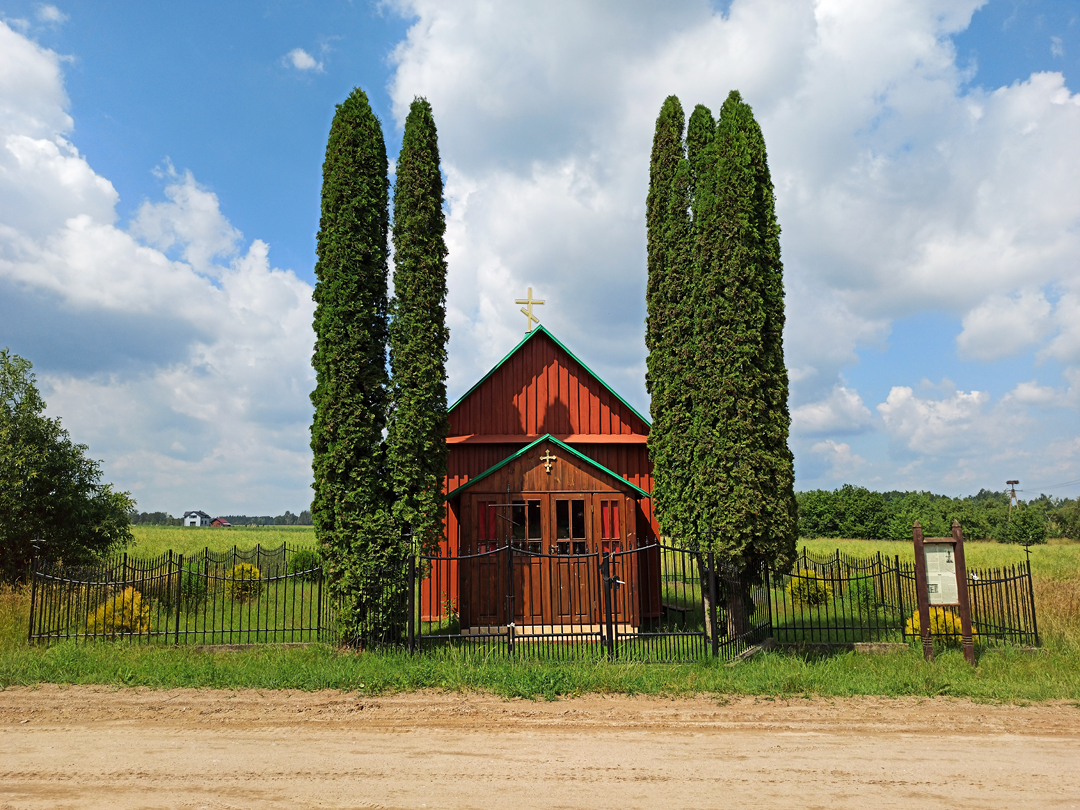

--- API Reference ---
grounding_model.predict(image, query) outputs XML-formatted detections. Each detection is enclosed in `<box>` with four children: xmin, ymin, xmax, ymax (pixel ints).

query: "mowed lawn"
<box><xmin>129</xmin><ymin>525</ymin><xmax>316</xmax><ymax>557</ymax></box>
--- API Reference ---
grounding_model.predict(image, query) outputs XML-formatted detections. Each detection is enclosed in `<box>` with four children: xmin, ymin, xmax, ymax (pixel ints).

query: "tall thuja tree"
<box><xmin>310</xmin><ymin>87</ymin><xmax>394</xmax><ymax>642</ymax></box>
<box><xmin>745</xmin><ymin>101</ymin><xmax>798</xmax><ymax>573</ymax></box>
<box><xmin>388</xmin><ymin>97</ymin><xmax>450</xmax><ymax>555</ymax></box>
<box><xmin>692</xmin><ymin>90</ymin><xmax>797</xmax><ymax>586</ymax></box>
<box><xmin>646</xmin><ymin>95</ymin><xmax>690</xmax><ymax>542</ymax></box>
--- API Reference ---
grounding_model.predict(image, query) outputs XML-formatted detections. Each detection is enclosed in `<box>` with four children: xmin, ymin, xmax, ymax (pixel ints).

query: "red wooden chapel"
<box><xmin>435</xmin><ymin>325</ymin><xmax>660</xmax><ymax>629</ymax></box>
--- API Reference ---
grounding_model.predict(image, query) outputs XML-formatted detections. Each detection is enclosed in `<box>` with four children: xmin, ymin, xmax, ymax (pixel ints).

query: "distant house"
<box><xmin>183</xmin><ymin>510</ymin><xmax>212</xmax><ymax>527</ymax></box>
<box><xmin>210</xmin><ymin>518</ymin><xmax>231</xmax><ymax>527</ymax></box>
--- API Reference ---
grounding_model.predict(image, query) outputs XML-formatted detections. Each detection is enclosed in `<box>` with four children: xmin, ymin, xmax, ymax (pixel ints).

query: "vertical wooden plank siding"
<box><xmin>448</xmin><ymin>332</ymin><xmax>649</xmax><ymax>438</ymax></box>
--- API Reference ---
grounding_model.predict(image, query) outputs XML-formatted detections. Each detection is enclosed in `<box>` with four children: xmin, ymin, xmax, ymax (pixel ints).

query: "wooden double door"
<box><xmin>463</xmin><ymin>492</ymin><xmax>634</xmax><ymax>628</ymax></box>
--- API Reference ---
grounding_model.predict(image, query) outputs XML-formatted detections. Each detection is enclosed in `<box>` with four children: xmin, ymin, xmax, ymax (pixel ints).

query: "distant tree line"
<box><xmin>796</xmin><ymin>485</ymin><xmax>1079</xmax><ymax>543</ymax></box>
<box><xmin>128</xmin><ymin>510</ymin><xmax>313</xmax><ymax>526</ymax></box>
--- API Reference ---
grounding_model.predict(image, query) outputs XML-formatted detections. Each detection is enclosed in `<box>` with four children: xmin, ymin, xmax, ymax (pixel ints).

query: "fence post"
<box><xmin>315</xmin><ymin>564</ymin><xmax>323</xmax><ymax>643</ymax></box>
<box><xmin>601</xmin><ymin>552</ymin><xmax>616</xmax><ymax>661</ymax></box>
<box><xmin>708</xmin><ymin>550</ymin><xmax>719</xmax><ymax>659</ymax></box>
<box><xmin>895</xmin><ymin>555</ymin><xmax>905</xmax><ymax>642</ymax></box>
<box><xmin>1025</xmin><ymin>547</ymin><xmax>1039</xmax><ymax>647</ymax></box>
<box><xmin>764</xmin><ymin>562</ymin><xmax>774</xmax><ymax>642</ymax></box>
<box><xmin>175</xmin><ymin>554</ymin><xmax>184</xmax><ymax>645</ymax></box>
<box><xmin>506</xmin><ymin>543</ymin><xmax>515</xmax><ymax>657</ymax></box>
<box><xmin>408</xmin><ymin>553</ymin><xmax>416</xmax><ymax>653</ymax></box>
<box><xmin>835</xmin><ymin>549</ymin><xmax>842</xmax><ymax>596</ymax></box>
<box><xmin>27</xmin><ymin>556</ymin><xmax>39</xmax><ymax>644</ymax></box>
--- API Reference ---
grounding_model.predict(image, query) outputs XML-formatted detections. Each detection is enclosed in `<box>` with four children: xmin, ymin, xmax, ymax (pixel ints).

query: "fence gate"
<box><xmin>411</xmin><ymin>541</ymin><xmax>771</xmax><ymax>663</ymax></box>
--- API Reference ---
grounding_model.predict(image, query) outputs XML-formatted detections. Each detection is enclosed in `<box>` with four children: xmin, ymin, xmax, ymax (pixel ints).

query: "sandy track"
<box><xmin>1</xmin><ymin>686</ymin><xmax>1079</xmax><ymax>809</ymax></box>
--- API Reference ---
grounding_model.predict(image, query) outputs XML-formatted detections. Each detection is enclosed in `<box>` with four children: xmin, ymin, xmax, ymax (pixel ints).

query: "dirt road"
<box><xmin>1</xmin><ymin>686</ymin><xmax>1078</xmax><ymax>809</ymax></box>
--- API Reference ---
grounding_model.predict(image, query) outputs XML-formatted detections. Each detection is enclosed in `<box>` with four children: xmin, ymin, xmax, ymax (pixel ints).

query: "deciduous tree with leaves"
<box><xmin>0</xmin><ymin>349</ymin><xmax>133</xmax><ymax>581</ymax></box>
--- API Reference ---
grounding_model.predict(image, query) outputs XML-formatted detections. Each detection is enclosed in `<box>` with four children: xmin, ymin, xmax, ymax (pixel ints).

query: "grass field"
<box><xmin>800</xmin><ymin>536</ymin><xmax>1080</xmax><ymax>580</ymax></box>
<box><xmin>129</xmin><ymin>525</ymin><xmax>316</xmax><ymax>557</ymax></box>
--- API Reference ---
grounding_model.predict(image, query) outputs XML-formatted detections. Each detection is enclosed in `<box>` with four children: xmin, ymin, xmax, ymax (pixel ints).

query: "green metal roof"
<box><xmin>446</xmin><ymin>433</ymin><xmax>651</xmax><ymax>500</ymax></box>
<box><xmin>447</xmin><ymin>325</ymin><xmax>651</xmax><ymax>428</ymax></box>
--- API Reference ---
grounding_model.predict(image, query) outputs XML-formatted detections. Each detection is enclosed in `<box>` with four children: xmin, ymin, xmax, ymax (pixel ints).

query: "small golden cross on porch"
<box><xmin>540</xmin><ymin>449</ymin><xmax>557</xmax><ymax>473</ymax></box>
<box><xmin>516</xmin><ymin>287</ymin><xmax>545</xmax><ymax>333</ymax></box>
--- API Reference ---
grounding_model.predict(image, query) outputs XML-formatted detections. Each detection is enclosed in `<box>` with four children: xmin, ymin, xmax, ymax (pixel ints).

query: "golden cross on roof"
<box><xmin>540</xmin><ymin>449</ymin><xmax>557</xmax><ymax>473</ymax></box>
<box><xmin>516</xmin><ymin>287</ymin><xmax>545</xmax><ymax>333</ymax></box>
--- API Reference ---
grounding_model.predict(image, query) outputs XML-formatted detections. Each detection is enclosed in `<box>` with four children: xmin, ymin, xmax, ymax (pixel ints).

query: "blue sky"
<box><xmin>1</xmin><ymin>0</ymin><xmax>1078</xmax><ymax>514</ymax></box>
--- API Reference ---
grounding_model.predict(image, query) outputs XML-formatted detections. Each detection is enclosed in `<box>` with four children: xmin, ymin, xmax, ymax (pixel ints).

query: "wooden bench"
<box><xmin>662</xmin><ymin>602</ymin><xmax>690</xmax><ymax>626</ymax></box>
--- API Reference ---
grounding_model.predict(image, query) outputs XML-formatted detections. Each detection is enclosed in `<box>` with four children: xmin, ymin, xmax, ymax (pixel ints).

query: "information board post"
<box><xmin>912</xmin><ymin>520</ymin><xmax>975</xmax><ymax>665</ymax></box>
<box><xmin>950</xmin><ymin>520</ymin><xmax>976</xmax><ymax>665</ymax></box>
<box><xmin>912</xmin><ymin>521</ymin><xmax>935</xmax><ymax>662</ymax></box>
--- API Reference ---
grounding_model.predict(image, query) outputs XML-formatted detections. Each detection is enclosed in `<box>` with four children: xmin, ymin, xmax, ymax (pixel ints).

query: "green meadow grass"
<box><xmin>799</xmin><ymin>537</ymin><xmax>1080</xmax><ymax>581</ymax></box>
<box><xmin>1</xmin><ymin>637</ymin><xmax>1077</xmax><ymax>702</ymax></box>
<box><xmin>129</xmin><ymin>525</ymin><xmax>316</xmax><ymax>557</ymax></box>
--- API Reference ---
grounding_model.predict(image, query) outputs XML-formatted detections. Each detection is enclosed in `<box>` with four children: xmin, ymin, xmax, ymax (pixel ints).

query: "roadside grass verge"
<box><xmin>2</xmin><ymin>640</ymin><xmax>1078</xmax><ymax>702</ymax></box>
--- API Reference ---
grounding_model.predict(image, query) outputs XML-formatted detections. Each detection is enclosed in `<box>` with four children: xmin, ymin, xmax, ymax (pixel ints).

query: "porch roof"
<box><xmin>445</xmin><ymin>433</ymin><xmax>651</xmax><ymax>500</ymax></box>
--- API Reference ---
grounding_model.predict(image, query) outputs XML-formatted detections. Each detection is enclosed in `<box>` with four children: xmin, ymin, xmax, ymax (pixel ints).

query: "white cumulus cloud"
<box><xmin>0</xmin><ymin>21</ymin><xmax>315</xmax><ymax>514</ymax></box>
<box><xmin>877</xmin><ymin>384</ymin><xmax>991</xmax><ymax>456</ymax></box>
<box><xmin>792</xmin><ymin>385</ymin><xmax>874</xmax><ymax>435</ymax></box>
<box><xmin>283</xmin><ymin>48</ymin><xmax>323</xmax><ymax>72</ymax></box>
<box><xmin>810</xmin><ymin>439</ymin><xmax>866</xmax><ymax>480</ymax></box>
<box><xmin>956</xmin><ymin>290</ymin><xmax>1052</xmax><ymax>361</ymax></box>
<box><xmin>36</xmin><ymin>4</ymin><xmax>67</xmax><ymax>24</ymax></box>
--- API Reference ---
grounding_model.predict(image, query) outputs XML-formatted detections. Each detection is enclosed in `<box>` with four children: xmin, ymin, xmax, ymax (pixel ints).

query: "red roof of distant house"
<box><xmin>210</xmin><ymin>518</ymin><xmax>231</xmax><ymax>527</ymax></box>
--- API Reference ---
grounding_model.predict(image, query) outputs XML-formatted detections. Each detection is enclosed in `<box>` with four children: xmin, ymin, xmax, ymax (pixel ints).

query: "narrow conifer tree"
<box><xmin>745</xmin><ymin>103</ymin><xmax>798</xmax><ymax>574</ymax></box>
<box><xmin>691</xmin><ymin>90</ymin><xmax>796</xmax><ymax>575</ymax></box>
<box><xmin>310</xmin><ymin>87</ymin><xmax>394</xmax><ymax>641</ymax></box>
<box><xmin>388</xmin><ymin>98</ymin><xmax>450</xmax><ymax>555</ymax></box>
<box><xmin>645</xmin><ymin>95</ymin><xmax>686</xmax><ymax>540</ymax></box>
<box><xmin>685</xmin><ymin>104</ymin><xmax>715</xmax><ymax>198</ymax></box>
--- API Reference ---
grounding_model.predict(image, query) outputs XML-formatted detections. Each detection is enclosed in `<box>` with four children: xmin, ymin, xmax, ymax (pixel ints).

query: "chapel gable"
<box><xmin>448</xmin><ymin>326</ymin><xmax>650</xmax><ymax>440</ymax></box>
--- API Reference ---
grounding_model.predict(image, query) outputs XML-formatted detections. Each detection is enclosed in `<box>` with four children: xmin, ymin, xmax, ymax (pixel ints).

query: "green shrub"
<box><xmin>998</xmin><ymin>506</ymin><xmax>1047</xmax><ymax>545</ymax></box>
<box><xmin>180</xmin><ymin>568</ymin><xmax>207</xmax><ymax>603</ymax></box>
<box><xmin>85</xmin><ymin>587</ymin><xmax>150</xmax><ymax>635</ymax></box>
<box><xmin>851</xmin><ymin>578</ymin><xmax>882</xmax><ymax>614</ymax></box>
<box><xmin>905</xmin><ymin>607</ymin><xmax>978</xmax><ymax>642</ymax></box>
<box><xmin>787</xmin><ymin>571</ymin><xmax>833</xmax><ymax>606</ymax></box>
<box><xmin>226</xmin><ymin>563</ymin><xmax>263</xmax><ymax>601</ymax></box>
<box><xmin>288</xmin><ymin>548</ymin><xmax>322</xmax><ymax>581</ymax></box>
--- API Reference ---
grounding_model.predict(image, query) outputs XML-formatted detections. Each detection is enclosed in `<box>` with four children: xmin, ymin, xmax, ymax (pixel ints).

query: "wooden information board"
<box><xmin>912</xmin><ymin>519</ymin><xmax>975</xmax><ymax>665</ymax></box>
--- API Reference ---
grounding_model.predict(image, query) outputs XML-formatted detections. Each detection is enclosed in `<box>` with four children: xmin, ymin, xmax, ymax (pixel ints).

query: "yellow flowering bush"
<box><xmin>787</xmin><ymin>571</ymin><xmax>833</xmax><ymax>606</ymax></box>
<box><xmin>227</xmin><ymin>563</ymin><xmax>263</xmax><ymax>601</ymax></box>
<box><xmin>85</xmin><ymin>587</ymin><xmax>150</xmax><ymax>635</ymax></box>
<box><xmin>905</xmin><ymin>607</ymin><xmax>977</xmax><ymax>642</ymax></box>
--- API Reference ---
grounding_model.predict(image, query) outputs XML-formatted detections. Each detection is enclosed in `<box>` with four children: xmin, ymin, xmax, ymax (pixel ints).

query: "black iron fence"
<box><xmin>771</xmin><ymin>549</ymin><xmax>914</xmax><ymax>644</ymax></box>
<box><xmin>411</xmin><ymin>541</ymin><xmax>770</xmax><ymax>662</ymax></box>
<box><xmin>28</xmin><ymin>541</ymin><xmax>1038</xmax><ymax>659</ymax></box>
<box><xmin>772</xmin><ymin>548</ymin><xmax>1039</xmax><ymax>648</ymax></box>
<box><xmin>28</xmin><ymin>544</ymin><xmax>333</xmax><ymax>645</ymax></box>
